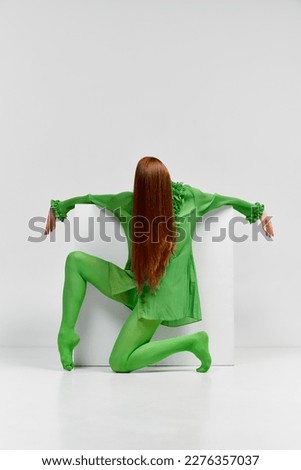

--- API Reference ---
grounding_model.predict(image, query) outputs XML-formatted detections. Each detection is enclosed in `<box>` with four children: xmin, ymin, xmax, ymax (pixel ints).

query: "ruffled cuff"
<box><xmin>50</xmin><ymin>199</ymin><xmax>68</xmax><ymax>222</ymax></box>
<box><xmin>246</xmin><ymin>202</ymin><xmax>265</xmax><ymax>223</ymax></box>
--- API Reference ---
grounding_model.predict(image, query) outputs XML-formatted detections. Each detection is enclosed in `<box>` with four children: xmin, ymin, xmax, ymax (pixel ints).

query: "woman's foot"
<box><xmin>192</xmin><ymin>331</ymin><xmax>212</xmax><ymax>373</ymax></box>
<box><xmin>57</xmin><ymin>328</ymin><xmax>80</xmax><ymax>371</ymax></box>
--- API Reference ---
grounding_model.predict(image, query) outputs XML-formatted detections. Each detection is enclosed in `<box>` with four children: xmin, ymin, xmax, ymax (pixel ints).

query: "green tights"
<box><xmin>57</xmin><ymin>251</ymin><xmax>212</xmax><ymax>373</ymax></box>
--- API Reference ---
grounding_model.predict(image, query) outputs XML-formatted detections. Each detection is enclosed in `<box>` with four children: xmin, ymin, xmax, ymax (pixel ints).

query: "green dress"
<box><xmin>50</xmin><ymin>182</ymin><xmax>264</xmax><ymax>327</ymax></box>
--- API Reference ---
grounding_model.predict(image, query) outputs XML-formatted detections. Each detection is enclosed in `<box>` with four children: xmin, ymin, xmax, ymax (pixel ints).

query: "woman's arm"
<box><xmin>49</xmin><ymin>194</ymin><xmax>121</xmax><ymax>221</ymax></box>
<box><xmin>187</xmin><ymin>184</ymin><xmax>274</xmax><ymax>238</ymax></box>
<box><xmin>44</xmin><ymin>193</ymin><xmax>122</xmax><ymax>235</ymax></box>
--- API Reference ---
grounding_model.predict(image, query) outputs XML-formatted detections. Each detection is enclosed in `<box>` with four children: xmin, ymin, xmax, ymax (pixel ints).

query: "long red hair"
<box><xmin>132</xmin><ymin>156</ymin><xmax>177</xmax><ymax>295</ymax></box>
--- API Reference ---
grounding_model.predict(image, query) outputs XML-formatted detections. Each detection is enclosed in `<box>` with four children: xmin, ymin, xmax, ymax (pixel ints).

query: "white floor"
<box><xmin>0</xmin><ymin>347</ymin><xmax>300</xmax><ymax>450</ymax></box>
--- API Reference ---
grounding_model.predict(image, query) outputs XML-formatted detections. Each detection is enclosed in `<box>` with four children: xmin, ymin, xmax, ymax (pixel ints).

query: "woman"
<box><xmin>44</xmin><ymin>156</ymin><xmax>274</xmax><ymax>373</ymax></box>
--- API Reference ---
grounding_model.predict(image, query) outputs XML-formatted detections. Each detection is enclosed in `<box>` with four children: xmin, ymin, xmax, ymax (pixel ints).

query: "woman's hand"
<box><xmin>44</xmin><ymin>207</ymin><xmax>57</xmax><ymax>235</ymax></box>
<box><xmin>260</xmin><ymin>210</ymin><xmax>274</xmax><ymax>238</ymax></box>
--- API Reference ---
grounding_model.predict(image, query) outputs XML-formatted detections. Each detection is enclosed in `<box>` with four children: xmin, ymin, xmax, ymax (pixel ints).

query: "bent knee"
<box><xmin>65</xmin><ymin>250</ymin><xmax>86</xmax><ymax>268</ymax></box>
<box><xmin>109</xmin><ymin>354</ymin><xmax>130</xmax><ymax>373</ymax></box>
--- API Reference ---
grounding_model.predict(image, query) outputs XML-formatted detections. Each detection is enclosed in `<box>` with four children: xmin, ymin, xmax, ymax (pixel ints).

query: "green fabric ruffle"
<box><xmin>246</xmin><ymin>202</ymin><xmax>265</xmax><ymax>223</ymax></box>
<box><xmin>50</xmin><ymin>199</ymin><xmax>68</xmax><ymax>222</ymax></box>
<box><xmin>171</xmin><ymin>181</ymin><xmax>185</xmax><ymax>217</ymax></box>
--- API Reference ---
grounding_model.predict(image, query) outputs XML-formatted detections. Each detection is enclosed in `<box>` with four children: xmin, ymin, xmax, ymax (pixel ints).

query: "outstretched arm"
<box><xmin>187</xmin><ymin>184</ymin><xmax>274</xmax><ymax>238</ymax></box>
<box><xmin>44</xmin><ymin>193</ymin><xmax>122</xmax><ymax>235</ymax></box>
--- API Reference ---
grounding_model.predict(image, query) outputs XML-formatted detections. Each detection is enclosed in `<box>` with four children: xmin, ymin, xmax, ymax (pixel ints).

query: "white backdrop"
<box><xmin>0</xmin><ymin>0</ymin><xmax>300</xmax><ymax>349</ymax></box>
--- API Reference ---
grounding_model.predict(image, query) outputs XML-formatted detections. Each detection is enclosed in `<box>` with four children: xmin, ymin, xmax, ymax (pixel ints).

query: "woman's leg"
<box><xmin>58</xmin><ymin>250</ymin><xmax>134</xmax><ymax>371</ymax></box>
<box><xmin>109</xmin><ymin>306</ymin><xmax>212</xmax><ymax>374</ymax></box>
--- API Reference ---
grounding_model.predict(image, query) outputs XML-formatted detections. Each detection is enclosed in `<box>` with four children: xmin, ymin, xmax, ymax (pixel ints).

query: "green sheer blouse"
<box><xmin>50</xmin><ymin>182</ymin><xmax>264</xmax><ymax>327</ymax></box>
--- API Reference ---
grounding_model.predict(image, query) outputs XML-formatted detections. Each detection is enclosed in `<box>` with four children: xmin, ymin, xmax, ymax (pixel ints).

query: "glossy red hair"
<box><xmin>132</xmin><ymin>156</ymin><xmax>177</xmax><ymax>295</ymax></box>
